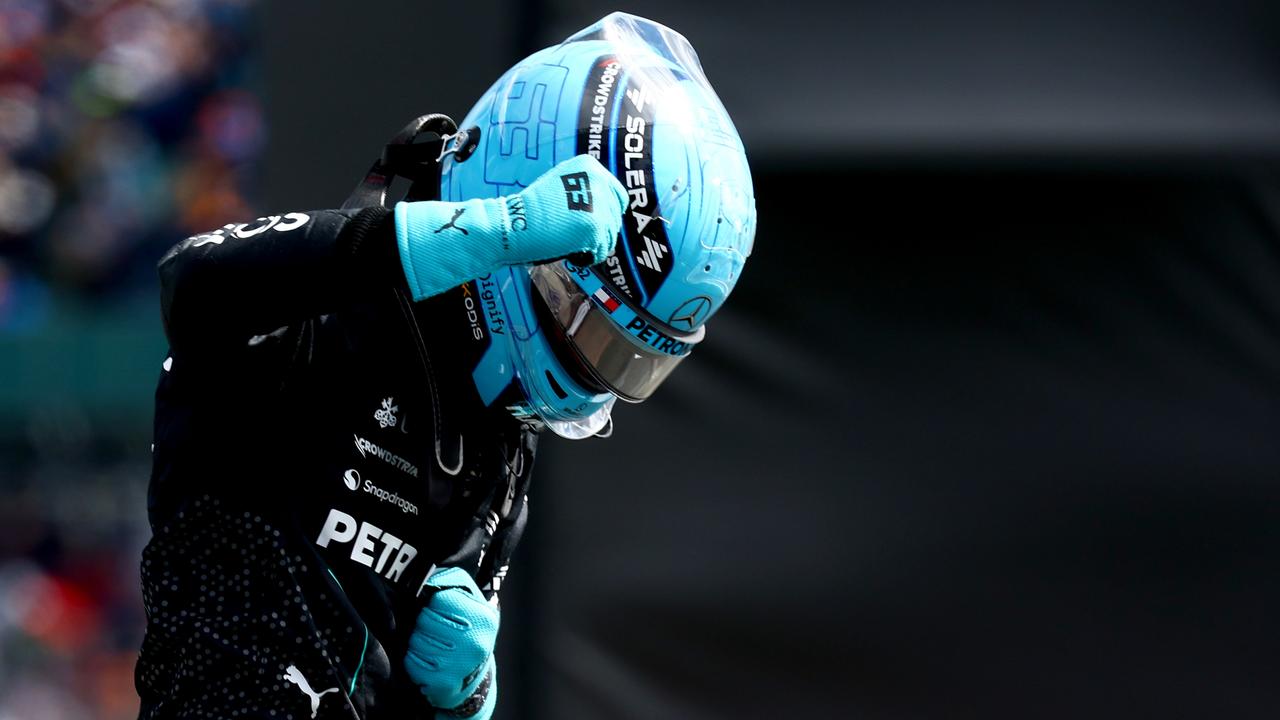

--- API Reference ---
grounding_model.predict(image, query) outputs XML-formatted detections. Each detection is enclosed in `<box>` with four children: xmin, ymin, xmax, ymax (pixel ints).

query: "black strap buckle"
<box><xmin>340</xmin><ymin>113</ymin><xmax>459</xmax><ymax>210</ymax></box>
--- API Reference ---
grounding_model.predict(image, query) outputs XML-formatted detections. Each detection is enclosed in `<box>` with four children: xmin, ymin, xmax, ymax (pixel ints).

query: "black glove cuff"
<box><xmin>440</xmin><ymin>667</ymin><xmax>493</xmax><ymax>718</ymax></box>
<box><xmin>337</xmin><ymin>205</ymin><xmax>407</xmax><ymax>292</ymax></box>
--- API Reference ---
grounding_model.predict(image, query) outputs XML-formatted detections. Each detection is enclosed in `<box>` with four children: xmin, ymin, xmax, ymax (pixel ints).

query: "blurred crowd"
<box><xmin>0</xmin><ymin>0</ymin><xmax>261</xmax><ymax>324</ymax></box>
<box><xmin>0</xmin><ymin>463</ymin><xmax>148</xmax><ymax>720</ymax></box>
<box><xmin>0</xmin><ymin>1</ymin><xmax>261</xmax><ymax>717</ymax></box>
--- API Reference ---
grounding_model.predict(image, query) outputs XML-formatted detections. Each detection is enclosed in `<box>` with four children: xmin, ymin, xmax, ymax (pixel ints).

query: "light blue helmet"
<box><xmin>441</xmin><ymin>12</ymin><xmax>756</xmax><ymax>438</ymax></box>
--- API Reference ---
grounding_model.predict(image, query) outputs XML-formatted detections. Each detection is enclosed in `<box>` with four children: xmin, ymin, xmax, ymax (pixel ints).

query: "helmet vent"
<box><xmin>545</xmin><ymin>370</ymin><xmax>569</xmax><ymax>400</ymax></box>
<box><xmin>453</xmin><ymin>126</ymin><xmax>481</xmax><ymax>162</ymax></box>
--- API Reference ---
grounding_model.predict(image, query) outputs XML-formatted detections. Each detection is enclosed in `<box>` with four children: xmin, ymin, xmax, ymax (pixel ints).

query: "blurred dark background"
<box><xmin>1</xmin><ymin>0</ymin><xmax>1278</xmax><ymax>718</ymax></box>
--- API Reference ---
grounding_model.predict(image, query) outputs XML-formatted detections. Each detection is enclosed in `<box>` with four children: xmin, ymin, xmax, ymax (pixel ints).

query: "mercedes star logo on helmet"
<box><xmin>668</xmin><ymin>296</ymin><xmax>713</xmax><ymax>331</ymax></box>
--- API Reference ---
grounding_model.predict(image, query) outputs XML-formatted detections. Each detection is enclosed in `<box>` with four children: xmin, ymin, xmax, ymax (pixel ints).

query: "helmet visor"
<box><xmin>529</xmin><ymin>262</ymin><xmax>704</xmax><ymax>402</ymax></box>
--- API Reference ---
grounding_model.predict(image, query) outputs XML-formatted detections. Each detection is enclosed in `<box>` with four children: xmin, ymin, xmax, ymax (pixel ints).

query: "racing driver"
<box><xmin>135</xmin><ymin>13</ymin><xmax>756</xmax><ymax>719</ymax></box>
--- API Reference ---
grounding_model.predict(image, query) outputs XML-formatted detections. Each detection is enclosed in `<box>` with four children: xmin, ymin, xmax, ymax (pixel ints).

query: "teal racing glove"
<box><xmin>395</xmin><ymin>154</ymin><xmax>627</xmax><ymax>300</ymax></box>
<box><xmin>405</xmin><ymin>567</ymin><xmax>500</xmax><ymax>719</ymax></box>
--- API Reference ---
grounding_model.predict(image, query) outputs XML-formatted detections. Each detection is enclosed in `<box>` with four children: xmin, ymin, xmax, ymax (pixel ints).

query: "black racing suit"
<box><xmin>136</xmin><ymin>207</ymin><xmax>534</xmax><ymax>719</ymax></box>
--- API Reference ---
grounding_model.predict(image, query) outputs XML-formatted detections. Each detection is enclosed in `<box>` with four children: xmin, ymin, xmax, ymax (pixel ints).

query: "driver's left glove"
<box><xmin>405</xmin><ymin>567</ymin><xmax>499</xmax><ymax>719</ymax></box>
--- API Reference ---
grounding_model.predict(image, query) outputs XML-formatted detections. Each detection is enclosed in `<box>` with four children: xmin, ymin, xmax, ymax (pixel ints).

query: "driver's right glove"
<box><xmin>395</xmin><ymin>154</ymin><xmax>627</xmax><ymax>300</ymax></box>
